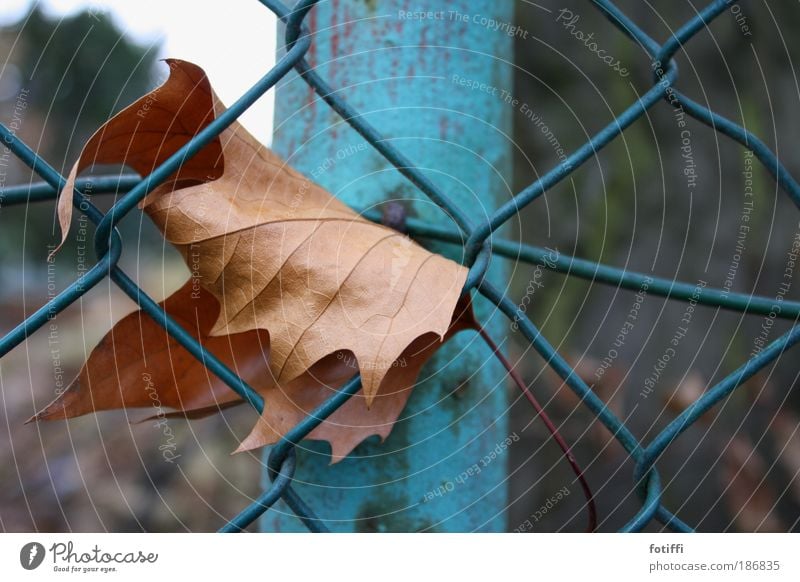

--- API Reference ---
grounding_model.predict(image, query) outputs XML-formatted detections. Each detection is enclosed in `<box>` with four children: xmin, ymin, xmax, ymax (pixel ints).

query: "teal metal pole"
<box><xmin>263</xmin><ymin>1</ymin><xmax>513</xmax><ymax>532</ymax></box>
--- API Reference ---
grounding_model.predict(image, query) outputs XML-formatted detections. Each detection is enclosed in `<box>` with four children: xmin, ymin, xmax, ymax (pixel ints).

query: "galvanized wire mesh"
<box><xmin>2</xmin><ymin>0</ymin><xmax>799</xmax><ymax>532</ymax></box>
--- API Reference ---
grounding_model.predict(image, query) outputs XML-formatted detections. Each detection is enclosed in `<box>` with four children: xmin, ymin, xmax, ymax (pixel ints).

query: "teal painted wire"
<box><xmin>267</xmin><ymin>375</ymin><xmax>362</xmax><ymax>476</ymax></box>
<box><xmin>0</xmin><ymin>126</ymin><xmax>266</xmax><ymax>411</ymax></box>
<box><xmin>219</xmin><ymin>449</ymin><xmax>297</xmax><ymax>532</ymax></box>
<box><xmin>622</xmin><ymin>326</ymin><xmax>800</xmax><ymax>531</ymax></box>
<box><xmin>477</xmin><ymin>282</ymin><xmax>642</xmax><ymax>455</ymax></box>
<box><xmin>284</xmin><ymin>0</ymin><xmax>318</xmax><ymax>36</ymax></box>
<box><xmin>625</xmin><ymin>323</ymin><xmax>800</xmax><ymax>531</ymax></box>
<box><xmin>0</xmin><ymin>245</ymin><xmax>120</xmax><ymax>358</ymax></box>
<box><xmin>656</xmin><ymin>0</ymin><xmax>737</xmax><ymax>65</ymax></box>
<box><xmin>466</xmin><ymin>0</ymin><xmax>800</xmax><ymax>263</ymax></box>
<box><xmin>0</xmin><ymin>125</ymin><xmax>124</xmax><ymax>357</ymax></box>
<box><xmin>621</xmin><ymin>471</ymin><xmax>664</xmax><ymax>533</ymax></box>
<box><xmin>473</xmin><ymin>2</ymin><xmax>734</xmax><ymax>257</ymax></box>
<box><xmin>463</xmin><ymin>65</ymin><xmax>678</xmax><ymax>264</ymax></box>
<box><xmin>0</xmin><ymin>124</ymin><xmax>105</xmax><ymax>225</ymax></box>
<box><xmin>281</xmin><ymin>486</ymin><xmax>329</xmax><ymax>533</ymax></box>
<box><xmin>489</xmin><ymin>240</ymin><xmax>800</xmax><ymax>320</ymax></box>
<box><xmin>223</xmin><ymin>375</ymin><xmax>362</xmax><ymax>532</ymax></box>
<box><xmin>0</xmin><ymin>175</ymin><xmax>140</xmax><ymax>206</ymax></box>
<box><xmin>0</xmin><ymin>141</ymin><xmax>788</xmax><ymax>533</ymax></box>
<box><xmin>3</xmin><ymin>174</ymin><xmax>780</xmax><ymax>534</ymax></box>
<box><xmin>463</xmin><ymin>243</ymin><xmax>492</xmax><ymax>297</ymax></box>
<box><xmin>91</xmin><ymin>25</ymin><xmax>313</xmax><ymax>259</ymax></box>
<box><xmin>109</xmin><ymin>268</ymin><xmax>265</xmax><ymax>411</ymax></box>
<box><xmin>0</xmin><ymin>0</ymin><xmax>354</xmax><ymax>533</ymax></box>
<box><xmin>636</xmin><ymin>323</ymin><xmax>800</xmax><ymax>484</ymax></box>
<box><xmin>477</xmin><ymin>281</ymin><xmax>693</xmax><ymax>532</ymax></box>
<box><xmin>2</xmin><ymin>0</ymin><xmax>799</xmax><ymax>533</ymax></box>
<box><xmin>594</xmin><ymin>0</ymin><xmax>800</xmax><ymax>208</ymax></box>
<box><xmin>390</xmin><ymin>212</ymin><xmax>800</xmax><ymax>320</ymax></box>
<box><xmin>0</xmin><ymin>106</ymin><xmax>319</xmax><ymax>530</ymax></box>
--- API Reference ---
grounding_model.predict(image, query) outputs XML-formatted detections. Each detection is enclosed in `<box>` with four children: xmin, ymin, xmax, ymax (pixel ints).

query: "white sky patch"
<box><xmin>1</xmin><ymin>0</ymin><xmax>277</xmax><ymax>143</ymax></box>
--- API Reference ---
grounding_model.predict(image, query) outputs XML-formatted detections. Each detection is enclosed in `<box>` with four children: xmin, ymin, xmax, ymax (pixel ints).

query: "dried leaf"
<box><xmin>33</xmin><ymin>281</ymin><xmax>474</xmax><ymax>461</ymax></box>
<box><xmin>43</xmin><ymin>59</ymin><xmax>473</xmax><ymax>461</ymax></box>
<box><xmin>55</xmin><ymin>60</ymin><xmax>224</xmax><ymax>253</ymax></box>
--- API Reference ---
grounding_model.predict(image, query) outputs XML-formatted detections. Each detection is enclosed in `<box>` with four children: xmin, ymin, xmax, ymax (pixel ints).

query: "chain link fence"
<box><xmin>1</xmin><ymin>0</ymin><xmax>799</xmax><ymax>532</ymax></box>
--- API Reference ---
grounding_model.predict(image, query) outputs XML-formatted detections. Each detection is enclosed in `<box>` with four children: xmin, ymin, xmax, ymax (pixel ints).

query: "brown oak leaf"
<box><xmin>238</xmin><ymin>296</ymin><xmax>476</xmax><ymax>460</ymax></box>
<box><xmin>39</xmin><ymin>59</ymin><xmax>473</xmax><ymax>461</ymax></box>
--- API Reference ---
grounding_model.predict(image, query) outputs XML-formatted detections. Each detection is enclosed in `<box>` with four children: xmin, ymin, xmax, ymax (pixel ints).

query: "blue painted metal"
<box><xmin>263</xmin><ymin>0</ymin><xmax>513</xmax><ymax>532</ymax></box>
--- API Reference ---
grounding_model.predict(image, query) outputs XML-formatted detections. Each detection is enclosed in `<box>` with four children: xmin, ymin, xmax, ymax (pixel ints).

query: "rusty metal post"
<box><xmin>264</xmin><ymin>0</ymin><xmax>513</xmax><ymax>532</ymax></box>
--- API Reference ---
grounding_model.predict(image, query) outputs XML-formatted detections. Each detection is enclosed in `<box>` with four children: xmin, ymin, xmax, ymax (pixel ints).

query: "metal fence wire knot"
<box><xmin>1</xmin><ymin>0</ymin><xmax>799</xmax><ymax>532</ymax></box>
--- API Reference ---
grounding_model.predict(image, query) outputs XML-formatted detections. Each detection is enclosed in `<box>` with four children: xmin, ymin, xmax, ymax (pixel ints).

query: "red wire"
<box><xmin>478</xmin><ymin>326</ymin><xmax>597</xmax><ymax>532</ymax></box>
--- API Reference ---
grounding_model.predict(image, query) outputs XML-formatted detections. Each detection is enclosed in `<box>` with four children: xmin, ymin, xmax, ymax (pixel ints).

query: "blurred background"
<box><xmin>1</xmin><ymin>0</ymin><xmax>799</xmax><ymax>531</ymax></box>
